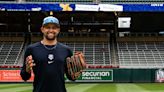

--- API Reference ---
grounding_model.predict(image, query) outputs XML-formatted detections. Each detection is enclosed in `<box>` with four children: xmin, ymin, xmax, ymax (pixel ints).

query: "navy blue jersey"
<box><xmin>20</xmin><ymin>42</ymin><xmax>73</xmax><ymax>92</ymax></box>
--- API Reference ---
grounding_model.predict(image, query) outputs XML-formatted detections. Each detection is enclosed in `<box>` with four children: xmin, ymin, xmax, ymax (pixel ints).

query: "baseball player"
<box><xmin>20</xmin><ymin>16</ymin><xmax>85</xmax><ymax>92</ymax></box>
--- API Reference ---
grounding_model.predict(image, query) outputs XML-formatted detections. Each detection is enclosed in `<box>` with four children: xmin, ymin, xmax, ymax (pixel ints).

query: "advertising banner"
<box><xmin>0</xmin><ymin>70</ymin><xmax>34</xmax><ymax>82</ymax></box>
<box><xmin>0</xmin><ymin>3</ymin><xmax>164</xmax><ymax>12</ymax></box>
<box><xmin>66</xmin><ymin>69</ymin><xmax>113</xmax><ymax>82</ymax></box>
<box><xmin>0</xmin><ymin>69</ymin><xmax>113</xmax><ymax>82</ymax></box>
<box><xmin>156</xmin><ymin>69</ymin><xmax>164</xmax><ymax>83</ymax></box>
<box><xmin>78</xmin><ymin>69</ymin><xmax>113</xmax><ymax>82</ymax></box>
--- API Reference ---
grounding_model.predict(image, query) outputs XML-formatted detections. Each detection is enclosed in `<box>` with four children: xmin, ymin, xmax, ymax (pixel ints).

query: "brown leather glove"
<box><xmin>66</xmin><ymin>52</ymin><xmax>86</xmax><ymax>80</ymax></box>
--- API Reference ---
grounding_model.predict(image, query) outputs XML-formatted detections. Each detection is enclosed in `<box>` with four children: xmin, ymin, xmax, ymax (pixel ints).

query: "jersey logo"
<box><xmin>48</xmin><ymin>54</ymin><xmax>54</xmax><ymax>64</ymax></box>
<box><xmin>48</xmin><ymin>54</ymin><xmax>54</xmax><ymax>60</ymax></box>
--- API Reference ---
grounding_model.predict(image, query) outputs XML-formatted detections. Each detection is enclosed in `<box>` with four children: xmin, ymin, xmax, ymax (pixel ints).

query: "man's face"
<box><xmin>41</xmin><ymin>23</ymin><xmax>60</xmax><ymax>40</ymax></box>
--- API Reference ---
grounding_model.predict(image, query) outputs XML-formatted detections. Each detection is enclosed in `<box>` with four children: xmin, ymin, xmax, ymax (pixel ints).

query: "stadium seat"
<box><xmin>117</xmin><ymin>41</ymin><xmax>164</xmax><ymax>68</ymax></box>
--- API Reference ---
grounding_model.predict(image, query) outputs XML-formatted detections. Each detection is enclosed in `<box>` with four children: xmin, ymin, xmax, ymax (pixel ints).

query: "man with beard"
<box><xmin>20</xmin><ymin>16</ymin><xmax>78</xmax><ymax>92</ymax></box>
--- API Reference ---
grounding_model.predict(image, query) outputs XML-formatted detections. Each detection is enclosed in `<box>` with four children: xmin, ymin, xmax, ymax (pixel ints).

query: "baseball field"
<box><xmin>0</xmin><ymin>83</ymin><xmax>164</xmax><ymax>92</ymax></box>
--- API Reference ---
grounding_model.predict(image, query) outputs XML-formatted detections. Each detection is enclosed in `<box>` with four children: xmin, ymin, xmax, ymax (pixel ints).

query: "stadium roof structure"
<box><xmin>0</xmin><ymin>3</ymin><xmax>164</xmax><ymax>12</ymax></box>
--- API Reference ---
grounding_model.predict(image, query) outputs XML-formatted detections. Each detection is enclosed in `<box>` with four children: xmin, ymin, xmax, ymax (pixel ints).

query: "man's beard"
<box><xmin>44</xmin><ymin>33</ymin><xmax>57</xmax><ymax>40</ymax></box>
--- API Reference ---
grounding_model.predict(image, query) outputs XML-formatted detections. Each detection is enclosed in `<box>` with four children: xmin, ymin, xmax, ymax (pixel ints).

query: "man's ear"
<box><xmin>56</xmin><ymin>28</ymin><xmax>60</xmax><ymax>34</ymax></box>
<box><xmin>58</xmin><ymin>28</ymin><xmax>60</xmax><ymax>33</ymax></box>
<box><xmin>41</xmin><ymin>26</ymin><xmax>44</xmax><ymax>33</ymax></box>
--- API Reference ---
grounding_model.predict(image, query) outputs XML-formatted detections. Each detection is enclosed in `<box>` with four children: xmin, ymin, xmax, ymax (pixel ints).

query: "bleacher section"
<box><xmin>1</xmin><ymin>32</ymin><xmax>164</xmax><ymax>69</ymax></box>
<box><xmin>0</xmin><ymin>33</ymin><xmax>25</xmax><ymax>66</ymax></box>
<box><xmin>117</xmin><ymin>37</ymin><xmax>164</xmax><ymax>68</ymax></box>
<box><xmin>30</xmin><ymin>32</ymin><xmax>111</xmax><ymax>66</ymax></box>
<box><xmin>64</xmin><ymin>42</ymin><xmax>111</xmax><ymax>65</ymax></box>
<box><xmin>0</xmin><ymin>41</ymin><xmax>24</xmax><ymax>66</ymax></box>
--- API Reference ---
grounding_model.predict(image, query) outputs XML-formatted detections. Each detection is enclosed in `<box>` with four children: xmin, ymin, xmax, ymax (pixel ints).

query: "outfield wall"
<box><xmin>113</xmin><ymin>69</ymin><xmax>155</xmax><ymax>83</ymax></box>
<box><xmin>73</xmin><ymin>69</ymin><xmax>157</xmax><ymax>83</ymax></box>
<box><xmin>0</xmin><ymin>69</ymin><xmax>163</xmax><ymax>83</ymax></box>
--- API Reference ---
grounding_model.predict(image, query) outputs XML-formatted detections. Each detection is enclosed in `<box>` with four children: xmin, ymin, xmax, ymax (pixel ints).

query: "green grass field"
<box><xmin>0</xmin><ymin>83</ymin><xmax>164</xmax><ymax>92</ymax></box>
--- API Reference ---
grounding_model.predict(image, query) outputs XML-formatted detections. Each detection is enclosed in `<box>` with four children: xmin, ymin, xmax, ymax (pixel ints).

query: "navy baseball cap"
<box><xmin>42</xmin><ymin>16</ymin><xmax>60</xmax><ymax>27</ymax></box>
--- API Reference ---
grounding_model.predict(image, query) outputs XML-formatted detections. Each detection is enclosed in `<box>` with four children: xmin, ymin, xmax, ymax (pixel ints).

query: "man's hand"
<box><xmin>66</xmin><ymin>52</ymin><xmax>86</xmax><ymax>80</ymax></box>
<box><xmin>26</xmin><ymin>55</ymin><xmax>36</xmax><ymax>73</ymax></box>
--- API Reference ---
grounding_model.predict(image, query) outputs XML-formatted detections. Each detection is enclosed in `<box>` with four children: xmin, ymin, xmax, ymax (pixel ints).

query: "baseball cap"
<box><xmin>42</xmin><ymin>16</ymin><xmax>60</xmax><ymax>27</ymax></box>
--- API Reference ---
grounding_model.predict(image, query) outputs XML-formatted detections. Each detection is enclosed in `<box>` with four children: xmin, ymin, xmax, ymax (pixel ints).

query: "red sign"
<box><xmin>0</xmin><ymin>70</ymin><xmax>34</xmax><ymax>82</ymax></box>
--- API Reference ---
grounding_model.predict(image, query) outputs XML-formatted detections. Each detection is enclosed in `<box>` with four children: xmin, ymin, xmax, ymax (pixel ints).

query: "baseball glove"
<box><xmin>66</xmin><ymin>52</ymin><xmax>86</xmax><ymax>80</ymax></box>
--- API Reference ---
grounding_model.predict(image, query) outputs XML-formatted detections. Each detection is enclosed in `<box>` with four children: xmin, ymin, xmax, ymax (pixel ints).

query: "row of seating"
<box><xmin>0</xmin><ymin>41</ymin><xmax>111</xmax><ymax>66</ymax></box>
<box><xmin>117</xmin><ymin>41</ymin><xmax>164</xmax><ymax>68</ymax></box>
<box><xmin>64</xmin><ymin>42</ymin><xmax>111</xmax><ymax>65</ymax></box>
<box><xmin>0</xmin><ymin>41</ymin><xmax>24</xmax><ymax>66</ymax></box>
<box><xmin>1</xmin><ymin>40</ymin><xmax>164</xmax><ymax>69</ymax></box>
<box><xmin>87</xmin><ymin>65</ymin><xmax>119</xmax><ymax>68</ymax></box>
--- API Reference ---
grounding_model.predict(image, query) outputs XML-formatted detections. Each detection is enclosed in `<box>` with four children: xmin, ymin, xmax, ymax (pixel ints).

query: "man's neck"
<box><xmin>41</xmin><ymin>38</ymin><xmax>57</xmax><ymax>45</ymax></box>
